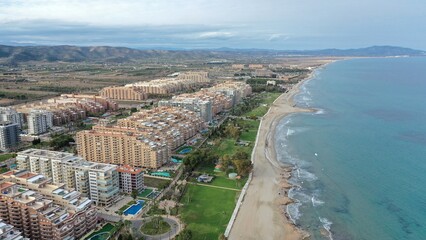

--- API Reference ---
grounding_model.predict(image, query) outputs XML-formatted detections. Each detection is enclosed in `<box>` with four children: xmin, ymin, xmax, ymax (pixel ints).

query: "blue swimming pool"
<box><xmin>123</xmin><ymin>200</ymin><xmax>145</xmax><ymax>216</ymax></box>
<box><xmin>151</xmin><ymin>172</ymin><xmax>171</xmax><ymax>178</ymax></box>
<box><xmin>178</xmin><ymin>147</ymin><xmax>192</xmax><ymax>154</ymax></box>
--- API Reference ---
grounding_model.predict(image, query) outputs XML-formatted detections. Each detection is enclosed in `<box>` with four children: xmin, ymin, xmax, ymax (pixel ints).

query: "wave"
<box><xmin>319</xmin><ymin>217</ymin><xmax>334</xmax><ymax>240</ymax></box>
<box><xmin>288</xmin><ymin>187</ymin><xmax>311</xmax><ymax>203</ymax></box>
<box><xmin>287</xmin><ymin>202</ymin><xmax>302</xmax><ymax>225</ymax></box>
<box><xmin>311</xmin><ymin>196</ymin><xmax>325</xmax><ymax>207</ymax></box>
<box><xmin>286</xmin><ymin>128</ymin><xmax>296</xmax><ymax>137</ymax></box>
<box><xmin>315</xmin><ymin>108</ymin><xmax>326</xmax><ymax>115</ymax></box>
<box><xmin>295</xmin><ymin>167</ymin><xmax>318</xmax><ymax>181</ymax></box>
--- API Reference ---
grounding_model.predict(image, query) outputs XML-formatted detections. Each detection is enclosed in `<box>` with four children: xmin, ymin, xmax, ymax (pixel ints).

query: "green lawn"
<box><xmin>238</xmin><ymin>119</ymin><xmax>260</xmax><ymax>142</ymax></box>
<box><xmin>0</xmin><ymin>153</ymin><xmax>15</xmax><ymax>162</ymax></box>
<box><xmin>180</xmin><ymin>184</ymin><xmax>239</xmax><ymax>239</ymax></box>
<box><xmin>144</xmin><ymin>177</ymin><xmax>171</xmax><ymax>189</ymax></box>
<box><xmin>138</xmin><ymin>188</ymin><xmax>154</xmax><ymax>198</ymax></box>
<box><xmin>243</xmin><ymin>92</ymin><xmax>281</xmax><ymax>117</ymax></box>
<box><xmin>84</xmin><ymin>223</ymin><xmax>116</xmax><ymax>240</ymax></box>
<box><xmin>211</xmin><ymin>138</ymin><xmax>252</xmax><ymax>158</ymax></box>
<box><xmin>195</xmin><ymin>161</ymin><xmax>245</xmax><ymax>190</ymax></box>
<box><xmin>140</xmin><ymin>218</ymin><xmax>171</xmax><ymax>235</ymax></box>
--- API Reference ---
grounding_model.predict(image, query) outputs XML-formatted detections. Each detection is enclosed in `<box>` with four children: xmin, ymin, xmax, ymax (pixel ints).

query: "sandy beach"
<box><xmin>228</xmin><ymin>75</ymin><xmax>315</xmax><ymax>240</ymax></box>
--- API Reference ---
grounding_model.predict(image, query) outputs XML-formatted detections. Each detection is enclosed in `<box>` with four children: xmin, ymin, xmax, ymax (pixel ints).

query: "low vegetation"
<box><xmin>140</xmin><ymin>216</ymin><xmax>171</xmax><ymax>235</ymax></box>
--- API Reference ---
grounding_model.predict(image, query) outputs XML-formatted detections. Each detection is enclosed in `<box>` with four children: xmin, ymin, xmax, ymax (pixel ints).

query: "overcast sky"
<box><xmin>0</xmin><ymin>0</ymin><xmax>425</xmax><ymax>50</ymax></box>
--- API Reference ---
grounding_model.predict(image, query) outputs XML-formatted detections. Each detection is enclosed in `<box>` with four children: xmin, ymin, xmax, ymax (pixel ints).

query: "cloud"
<box><xmin>268</xmin><ymin>34</ymin><xmax>289</xmax><ymax>42</ymax></box>
<box><xmin>198</xmin><ymin>32</ymin><xmax>235</xmax><ymax>40</ymax></box>
<box><xmin>0</xmin><ymin>0</ymin><xmax>425</xmax><ymax>49</ymax></box>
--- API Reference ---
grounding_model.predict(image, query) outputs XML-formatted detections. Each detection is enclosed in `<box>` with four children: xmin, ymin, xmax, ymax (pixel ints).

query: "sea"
<box><xmin>275</xmin><ymin>57</ymin><xmax>426</xmax><ymax>240</ymax></box>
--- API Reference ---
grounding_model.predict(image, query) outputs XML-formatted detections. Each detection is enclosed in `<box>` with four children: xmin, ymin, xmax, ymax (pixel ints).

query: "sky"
<box><xmin>0</xmin><ymin>0</ymin><xmax>425</xmax><ymax>50</ymax></box>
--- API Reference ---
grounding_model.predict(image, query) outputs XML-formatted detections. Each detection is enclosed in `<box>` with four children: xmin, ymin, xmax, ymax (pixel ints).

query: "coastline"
<box><xmin>229</xmin><ymin>64</ymin><xmax>331</xmax><ymax>240</ymax></box>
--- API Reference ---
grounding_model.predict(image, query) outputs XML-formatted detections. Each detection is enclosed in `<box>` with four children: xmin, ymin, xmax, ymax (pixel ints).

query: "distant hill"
<box><xmin>0</xmin><ymin>45</ymin><xmax>424</xmax><ymax>64</ymax></box>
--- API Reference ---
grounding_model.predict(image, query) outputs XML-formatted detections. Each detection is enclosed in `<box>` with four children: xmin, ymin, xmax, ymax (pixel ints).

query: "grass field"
<box><xmin>243</xmin><ymin>92</ymin><xmax>281</xmax><ymax>117</ymax></box>
<box><xmin>180</xmin><ymin>184</ymin><xmax>239</xmax><ymax>240</ymax></box>
<box><xmin>144</xmin><ymin>177</ymin><xmax>171</xmax><ymax>189</ymax></box>
<box><xmin>238</xmin><ymin>119</ymin><xmax>260</xmax><ymax>142</ymax></box>
<box><xmin>0</xmin><ymin>154</ymin><xmax>15</xmax><ymax>162</ymax></box>
<box><xmin>138</xmin><ymin>188</ymin><xmax>154</xmax><ymax>198</ymax></box>
<box><xmin>140</xmin><ymin>218</ymin><xmax>171</xmax><ymax>235</ymax></box>
<box><xmin>194</xmin><ymin>161</ymin><xmax>245</xmax><ymax>190</ymax></box>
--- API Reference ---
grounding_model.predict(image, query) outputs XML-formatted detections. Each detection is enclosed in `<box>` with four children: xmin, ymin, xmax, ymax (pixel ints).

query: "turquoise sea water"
<box><xmin>275</xmin><ymin>57</ymin><xmax>426</xmax><ymax>240</ymax></box>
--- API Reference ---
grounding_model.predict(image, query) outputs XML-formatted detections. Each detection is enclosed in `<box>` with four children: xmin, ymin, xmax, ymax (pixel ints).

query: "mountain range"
<box><xmin>0</xmin><ymin>45</ymin><xmax>424</xmax><ymax>64</ymax></box>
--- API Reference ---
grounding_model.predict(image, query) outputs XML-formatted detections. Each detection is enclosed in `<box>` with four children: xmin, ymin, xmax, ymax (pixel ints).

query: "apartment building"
<box><xmin>158</xmin><ymin>98</ymin><xmax>212</xmax><ymax>122</ymax></box>
<box><xmin>0</xmin><ymin>171</ymin><xmax>96</xmax><ymax>240</ymax></box>
<box><xmin>18</xmin><ymin>95</ymin><xmax>117</xmax><ymax>126</ymax></box>
<box><xmin>16</xmin><ymin>149</ymin><xmax>119</xmax><ymax>206</ymax></box>
<box><xmin>74</xmin><ymin>161</ymin><xmax>119</xmax><ymax>206</ymax></box>
<box><xmin>0</xmin><ymin>121</ymin><xmax>20</xmax><ymax>152</ymax></box>
<box><xmin>125</xmin><ymin>71</ymin><xmax>210</xmax><ymax>94</ymax></box>
<box><xmin>76</xmin><ymin>107</ymin><xmax>205</xmax><ymax>169</ymax></box>
<box><xmin>117</xmin><ymin>165</ymin><xmax>144</xmax><ymax>194</ymax></box>
<box><xmin>0</xmin><ymin>219</ymin><xmax>28</xmax><ymax>240</ymax></box>
<box><xmin>27</xmin><ymin>110</ymin><xmax>53</xmax><ymax>135</ymax></box>
<box><xmin>76</xmin><ymin>127</ymin><xmax>169</xmax><ymax>169</ymax></box>
<box><xmin>99</xmin><ymin>86</ymin><xmax>147</xmax><ymax>101</ymax></box>
<box><xmin>117</xmin><ymin>107</ymin><xmax>205</xmax><ymax>145</ymax></box>
<box><xmin>0</xmin><ymin>107</ymin><xmax>24</xmax><ymax>129</ymax></box>
<box><xmin>208</xmin><ymin>81</ymin><xmax>252</xmax><ymax>106</ymax></box>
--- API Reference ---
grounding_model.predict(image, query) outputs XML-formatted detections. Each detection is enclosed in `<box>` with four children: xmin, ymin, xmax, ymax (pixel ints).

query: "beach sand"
<box><xmin>228</xmin><ymin>76</ymin><xmax>315</xmax><ymax>240</ymax></box>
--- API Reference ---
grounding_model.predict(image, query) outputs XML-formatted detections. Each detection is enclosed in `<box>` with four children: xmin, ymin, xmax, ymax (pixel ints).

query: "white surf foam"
<box><xmin>319</xmin><ymin>217</ymin><xmax>334</xmax><ymax>240</ymax></box>
<box><xmin>296</xmin><ymin>167</ymin><xmax>318</xmax><ymax>181</ymax></box>
<box><xmin>286</xmin><ymin>128</ymin><xmax>296</xmax><ymax>136</ymax></box>
<box><xmin>315</xmin><ymin>108</ymin><xmax>326</xmax><ymax>115</ymax></box>
<box><xmin>311</xmin><ymin>196</ymin><xmax>325</xmax><ymax>207</ymax></box>
<box><xmin>287</xmin><ymin>202</ymin><xmax>302</xmax><ymax>225</ymax></box>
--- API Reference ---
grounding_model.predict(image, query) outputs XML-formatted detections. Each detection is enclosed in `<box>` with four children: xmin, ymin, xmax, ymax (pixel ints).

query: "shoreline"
<box><xmin>229</xmin><ymin>62</ymin><xmax>333</xmax><ymax>240</ymax></box>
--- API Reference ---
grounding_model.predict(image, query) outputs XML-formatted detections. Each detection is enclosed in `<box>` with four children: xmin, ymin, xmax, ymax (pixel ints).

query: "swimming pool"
<box><xmin>151</xmin><ymin>172</ymin><xmax>171</xmax><ymax>178</ymax></box>
<box><xmin>123</xmin><ymin>200</ymin><xmax>145</xmax><ymax>216</ymax></box>
<box><xmin>178</xmin><ymin>147</ymin><xmax>192</xmax><ymax>154</ymax></box>
<box><xmin>171</xmin><ymin>157</ymin><xmax>183</xmax><ymax>163</ymax></box>
<box><xmin>87</xmin><ymin>232</ymin><xmax>110</xmax><ymax>240</ymax></box>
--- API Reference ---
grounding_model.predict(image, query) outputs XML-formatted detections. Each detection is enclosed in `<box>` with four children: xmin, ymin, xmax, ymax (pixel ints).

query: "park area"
<box><xmin>179</xmin><ymin>184</ymin><xmax>240</xmax><ymax>239</ymax></box>
<box><xmin>178</xmin><ymin>91</ymin><xmax>281</xmax><ymax>239</ymax></box>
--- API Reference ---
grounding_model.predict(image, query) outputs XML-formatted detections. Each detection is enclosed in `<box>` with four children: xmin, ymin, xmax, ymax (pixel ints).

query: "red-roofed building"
<box><xmin>117</xmin><ymin>165</ymin><xmax>144</xmax><ymax>194</ymax></box>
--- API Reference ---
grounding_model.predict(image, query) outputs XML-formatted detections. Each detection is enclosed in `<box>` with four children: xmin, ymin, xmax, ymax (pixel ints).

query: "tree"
<box><xmin>232</xmin><ymin>150</ymin><xmax>249</xmax><ymax>161</ymax></box>
<box><xmin>219</xmin><ymin>155</ymin><xmax>232</xmax><ymax>171</ymax></box>
<box><xmin>176</xmin><ymin>229</ymin><xmax>192</xmax><ymax>240</ymax></box>
<box><xmin>32</xmin><ymin>138</ymin><xmax>41</xmax><ymax>145</ymax></box>
<box><xmin>131</xmin><ymin>190</ymin><xmax>138</xmax><ymax>200</ymax></box>
<box><xmin>232</xmin><ymin>159</ymin><xmax>252</xmax><ymax>177</ymax></box>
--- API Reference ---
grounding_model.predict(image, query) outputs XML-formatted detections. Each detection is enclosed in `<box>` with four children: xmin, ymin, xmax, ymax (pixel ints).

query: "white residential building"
<box><xmin>0</xmin><ymin>121</ymin><xmax>20</xmax><ymax>152</ymax></box>
<box><xmin>0</xmin><ymin>219</ymin><xmax>28</xmax><ymax>240</ymax></box>
<box><xmin>16</xmin><ymin>149</ymin><xmax>119</xmax><ymax>206</ymax></box>
<box><xmin>27</xmin><ymin>109</ymin><xmax>53</xmax><ymax>135</ymax></box>
<box><xmin>0</xmin><ymin>107</ymin><xmax>23</xmax><ymax>129</ymax></box>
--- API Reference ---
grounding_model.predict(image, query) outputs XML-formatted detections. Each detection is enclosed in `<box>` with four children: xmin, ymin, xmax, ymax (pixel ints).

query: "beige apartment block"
<box><xmin>76</xmin><ymin>128</ymin><xmax>169</xmax><ymax>169</ymax></box>
<box><xmin>0</xmin><ymin>171</ymin><xmax>96</xmax><ymax>240</ymax></box>
<box><xmin>99</xmin><ymin>86</ymin><xmax>148</xmax><ymax>101</ymax></box>
<box><xmin>76</xmin><ymin>107</ymin><xmax>205</xmax><ymax>169</ymax></box>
